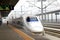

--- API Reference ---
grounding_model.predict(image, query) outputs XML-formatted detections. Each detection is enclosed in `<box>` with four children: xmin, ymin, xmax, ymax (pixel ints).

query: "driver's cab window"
<box><xmin>26</xmin><ymin>17</ymin><xmax>38</xmax><ymax>22</ymax></box>
<box><xmin>26</xmin><ymin>17</ymin><xmax>30</xmax><ymax>22</ymax></box>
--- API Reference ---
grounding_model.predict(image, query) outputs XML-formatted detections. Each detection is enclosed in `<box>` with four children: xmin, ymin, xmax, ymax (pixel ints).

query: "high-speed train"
<box><xmin>12</xmin><ymin>14</ymin><xmax>45</xmax><ymax>35</ymax></box>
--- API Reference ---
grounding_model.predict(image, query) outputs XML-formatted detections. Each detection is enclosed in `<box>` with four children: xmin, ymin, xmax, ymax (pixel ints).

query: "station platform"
<box><xmin>0</xmin><ymin>24</ymin><xmax>60</xmax><ymax>40</ymax></box>
<box><xmin>0</xmin><ymin>24</ymin><xmax>23</xmax><ymax>40</ymax></box>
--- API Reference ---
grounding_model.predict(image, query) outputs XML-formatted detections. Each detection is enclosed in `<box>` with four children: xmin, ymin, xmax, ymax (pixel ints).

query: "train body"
<box><xmin>12</xmin><ymin>14</ymin><xmax>44</xmax><ymax>35</ymax></box>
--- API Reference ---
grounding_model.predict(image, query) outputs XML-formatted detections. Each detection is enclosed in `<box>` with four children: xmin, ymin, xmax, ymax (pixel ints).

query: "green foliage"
<box><xmin>0</xmin><ymin>5</ymin><xmax>14</xmax><ymax>10</ymax></box>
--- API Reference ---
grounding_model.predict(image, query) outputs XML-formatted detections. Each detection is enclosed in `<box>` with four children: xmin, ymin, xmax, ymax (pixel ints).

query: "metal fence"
<box><xmin>37</xmin><ymin>10</ymin><xmax>60</xmax><ymax>23</ymax></box>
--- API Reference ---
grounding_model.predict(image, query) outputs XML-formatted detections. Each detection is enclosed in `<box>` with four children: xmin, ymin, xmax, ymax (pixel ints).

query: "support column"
<box><xmin>45</xmin><ymin>14</ymin><xmax>46</xmax><ymax>20</ymax></box>
<box><xmin>56</xmin><ymin>14</ymin><xmax>57</xmax><ymax>23</ymax></box>
<box><xmin>0</xmin><ymin>12</ymin><xmax>2</xmax><ymax>18</ymax></box>
<box><xmin>51</xmin><ymin>13</ymin><xmax>53</xmax><ymax>23</ymax></box>
<box><xmin>41</xmin><ymin>0</ymin><xmax>43</xmax><ymax>21</ymax></box>
<box><xmin>48</xmin><ymin>14</ymin><xmax>49</xmax><ymax>22</ymax></box>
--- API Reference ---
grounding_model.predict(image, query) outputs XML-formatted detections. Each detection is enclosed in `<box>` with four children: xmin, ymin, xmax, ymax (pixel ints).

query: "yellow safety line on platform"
<box><xmin>9</xmin><ymin>25</ymin><xmax>34</xmax><ymax>40</ymax></box>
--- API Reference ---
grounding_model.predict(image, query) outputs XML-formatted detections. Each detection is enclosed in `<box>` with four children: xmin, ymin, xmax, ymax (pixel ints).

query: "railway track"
<box><xmin>43</xmin><ymin>23</ymin><xmax>60</xmax><ymax>38</ymax></box>
<box><xmin>43</xmin><ymin>24</ymin><xmax>60</xmax><ymax>29</ymax></box>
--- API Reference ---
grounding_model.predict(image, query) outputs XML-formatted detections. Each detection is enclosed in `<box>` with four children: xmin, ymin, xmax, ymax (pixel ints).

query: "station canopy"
<box><xmin>0</xmin><ymin>0</ymin><xmax>18</xmax><ymax>17</ymax></box>
<box><xmin>14</xmin><ymin>0</ymin><xmax>60</xmax><ymax>13</ymax></box>
<box><xmin>26</xmin><ymin>0</ymin><xmax>60</xmax><ymax>13</ymax></box>
<box><xmin>0</xmin><ymin>0</ymin><xmax>18</xmax><ymax>11</ymax></box>
<box><xmin>7</xmin><ymin>0</ymin><xmax>60</xmax><ymax>20</ymax></box>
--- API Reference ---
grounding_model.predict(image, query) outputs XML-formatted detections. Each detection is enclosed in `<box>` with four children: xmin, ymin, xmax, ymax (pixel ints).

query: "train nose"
<box><xmin>30</xmin><ymin>26</ymin><xmax>44</xmax><ymax>32</ymax></box>
<box><xmin>28</xmin><ymin>22</ymin><xmax>44</xmax><ymax>32</ymax></box>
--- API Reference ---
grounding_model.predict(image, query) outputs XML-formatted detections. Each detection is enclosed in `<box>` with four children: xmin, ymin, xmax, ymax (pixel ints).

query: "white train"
<box><xmin>12</xmin><ymin>14</ymin><xmax>45</xmax><ymax>35</ymax></box>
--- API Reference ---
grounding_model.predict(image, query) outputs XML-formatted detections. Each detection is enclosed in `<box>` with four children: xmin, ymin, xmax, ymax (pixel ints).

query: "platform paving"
<box><xmin>0</xmin><ymin>24</ymin><xmax>23</xmax><ymax>40</ymax></box>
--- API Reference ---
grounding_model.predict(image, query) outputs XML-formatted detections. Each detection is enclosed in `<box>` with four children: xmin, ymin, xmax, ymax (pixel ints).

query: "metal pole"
<box><xmin>21</xmin><ymin>6</ymin><xmax>22</xmax><ymax>14</ymax></box>
<box><xmin>45</xmin><ymin>8</ymin><xmax>46</xmax><ymax>22</ymax></box>
<box><xmin>45</xmin><ymin>14</ymin><xmax>46</xmax><ymax>22</ymax></box>
<box><xmin>41</xmin><ymin>0</ymin><xmax>43</xmax><ymax>21</ymax></box>
<box><xmin>51</xmin><ymin>14</ymin><xmax>53</xmax><ymax>23</ymax></box>
<box><xmin>0</xmin><ymin>12</ymin><xmax>2</xmax><ymax>18</ymax></box>
<box><xmin>15</xmin><ymin>11</ymin><xmax>16</xmax><ymax>18</ymax></box>
<box><xmin>45</xmin><ymin>8</ymin><xmax>46</xmax><ymax>13</ymax></box>
<box><xmin>56</xmin><ymin>14</ymin><xmax>57</xmax><ymax>23</ymax></box>
<box><xmin>34</xmin><ymin>0</ymin><xmax>35</xmax><ymax>5</ymax></box>
<box><xmin>48</xmin><ymin>14</ymin><xmax>49</xmax><ymax>22</ymax></box>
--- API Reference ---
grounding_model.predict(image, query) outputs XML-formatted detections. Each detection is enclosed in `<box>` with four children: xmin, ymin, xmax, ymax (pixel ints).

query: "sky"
<box><xmin>7</xmin><ymin>0</ymin><xmax>60</xmax><ymax>21</ymax></box>
<box><xmin>14</xmin><ymin>0</ymin><xmax>60</xmax><ymax>12</ymax></box>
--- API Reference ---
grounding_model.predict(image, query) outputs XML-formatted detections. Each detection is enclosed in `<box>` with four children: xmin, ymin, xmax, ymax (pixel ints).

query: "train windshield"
<box><xmin>26</xmin><ymin>17</ymin><xmax>38</xmax><ymax>22</ymax></box>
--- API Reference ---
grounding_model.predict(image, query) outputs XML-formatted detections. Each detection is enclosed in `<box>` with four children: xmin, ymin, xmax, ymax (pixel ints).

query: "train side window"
<box><xmin>17</xmin><ymin>21</ymin><xmax>20</xmax><ymax>24</ymax></box>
